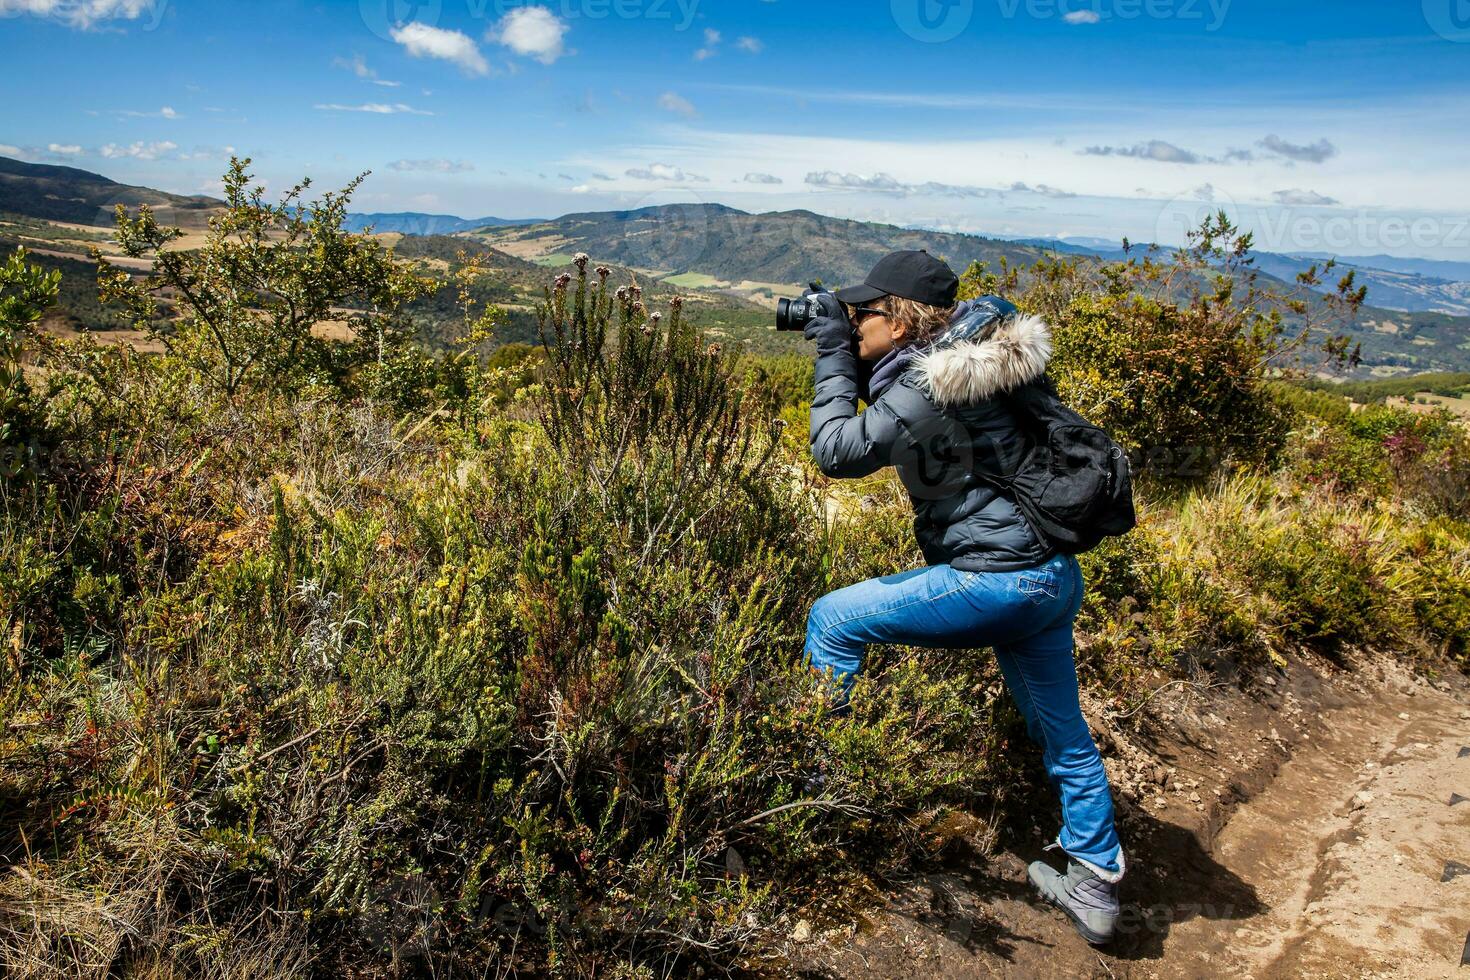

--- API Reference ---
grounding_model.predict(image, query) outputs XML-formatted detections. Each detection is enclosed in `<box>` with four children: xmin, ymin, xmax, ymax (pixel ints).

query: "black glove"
<box><xmin>801</xmin><ymin>291</ymin><xmax>855</xmax><ymax>351</ymax></box>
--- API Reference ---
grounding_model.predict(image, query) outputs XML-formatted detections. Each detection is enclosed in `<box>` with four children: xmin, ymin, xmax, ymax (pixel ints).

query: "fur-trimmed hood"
<box><xmin>912</xmin><ymin>299</ymin><xmax>1053</xmax><ymax>407</ymax></box>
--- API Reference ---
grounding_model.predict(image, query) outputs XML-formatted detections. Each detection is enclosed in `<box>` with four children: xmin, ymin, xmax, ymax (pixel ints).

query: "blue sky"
<box><xmin>3</xmin><ymin>0</ymin><xmax>1469</xmax><ymax>258</ymax></box>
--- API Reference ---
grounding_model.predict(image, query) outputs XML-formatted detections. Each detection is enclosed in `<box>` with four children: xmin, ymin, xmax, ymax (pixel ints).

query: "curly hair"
<box><xmin>863</xmin><ymin>293</ymin><xmax>957</xmax><ymax>347</ymax></box>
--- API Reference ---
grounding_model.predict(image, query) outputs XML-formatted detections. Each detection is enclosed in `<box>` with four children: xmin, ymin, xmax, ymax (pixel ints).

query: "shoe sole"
<box><xmin>1027</xmin><ymin>866</ymin><xmax>1116</xmax><ymax>946</ymax></box>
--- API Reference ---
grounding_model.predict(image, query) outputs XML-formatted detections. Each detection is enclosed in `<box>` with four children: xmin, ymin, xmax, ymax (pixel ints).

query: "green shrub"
<box><xmin>1</xmin><ymin>248</ymin><xmax>60</xmax><ymax>480</ymax></box>
<box><xmin>1279</xmin><ymin>401</ymin><xmax>1470</xmax><ymax>519</ymax></box>
<box><xmin>1401</xmin><ymin>517</ymin><xmax>1470</xmax><ymax>669</ymax></box>
<box><xmin>96</xmin><ymin>158</ymin><xmax>435</xmax><ymax>398</ymax></box>
<box><xmin>1048</xmin><ymin>289</ymin><xmax>1289</xmax><ymax>479</ymax></box>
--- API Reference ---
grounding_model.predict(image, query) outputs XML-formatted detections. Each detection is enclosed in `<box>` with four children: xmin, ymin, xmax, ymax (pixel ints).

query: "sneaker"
<box><xmin>1027</xmin><ymin>854</ymin><xmax>1120</xmax><ymax>945</ymax></box>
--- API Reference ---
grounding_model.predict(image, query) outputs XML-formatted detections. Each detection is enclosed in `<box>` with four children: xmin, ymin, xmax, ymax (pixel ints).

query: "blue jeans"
<box><xmin>803</xmin><ymin>552</ymin><xmax>1126</xmax><ymax>882</ymax></box>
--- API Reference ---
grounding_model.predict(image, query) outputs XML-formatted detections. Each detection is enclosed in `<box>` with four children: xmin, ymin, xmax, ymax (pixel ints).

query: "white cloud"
<box><xmin>100</xmin><ymin>140</ymin><xmax>177</xmax><ymax>160</ymax></box>
<box><xmin>1272</xmin><ymin>188</ymin><xmax>1339</xmax><ymax>206</ymax></box>
<box><xmin>389</xmin><ymin>158</ymin><xmax>475</xmax><ymax>173</ymax></box>
<box><xmin>626</xmin><ymin>162</ymin><xmax>706</xmax><ymax>182</ymax></box>
<box><xmin>1258</xmin><ymin>134</ymin><xmax>1338</xmax><ymax>164</ymax></box>
<box><xmin>334</xmin><ymin>54</ymin><xmax>401</xmax><ymax>87</ymax></box>
<box><xmin>657</xmin><ymin>91</ymin><xmax>697</xmax><ymax>117</ymax></box>
<box><xmin>177</xmin><ymin>144</ymin><xmax>236</xmax><ymax>161</ymax></box>
<box><xmin>744</xmin><ymin>172</ymin><xmax>782</xmax><ymax>184</ymax></box>
<box><xmin>391</xmin><ymin>23</ymin><xmax>490</xmax><ymax>76</ymax></box>
<box><xmin>1063</xmin><ymin>10</ymin><xmax>1101</xmax><ymax>24</ymax></box>
<box><xmin>1010</xmin><ymin>181</ymin><xmax>1076</xmax><ymax>199</ymax></box>
<box><xmin>695</xmin><ymin>27</ymin><xmax>720</xmax><ymax>60</ymax></box>
<box><xmin>0</xmin><ymin>144</ymin><xmax>27</xmax><ymax>159</ymax></box>
<box><xmin>0</xmin><ymin>0</ymin><xmax>155</xmax><ymax>29</ymax></box>
<box><xmin>492</xmin><ymin>7</ymin><xmax>568</xmax><ymax>65</ymax></box>
<box><xmin>313</xmin><ymin>102</ymin><xmax>434</xmax><ymax>116</ymax></box>
<box><xmin>1083</xmin><ymin>139</ymin><xmax>1205</xmax><ymax>164</ymax></box>
<box><xmin>115</xmin><ymin>105</ymin><xmax>179</xmax><ymax>119</ymax></box>
<box><xmin>807</xmin><ymin>171</ymin><xmax>905</xmax><ymax>192</ymax></box>
<box><xmin>735</xmin><ymin>36</ymin><xmax>763</xmax><ymax>53</ymax></box>
<box><xmin>805</xmin><ymin>170</ymin><xmax>992</xmax><ymax>198</ymax></box>
<box><xmin>47</xmin><ymin>143</ymin><xmax>82</xmax><ymax>155</ymax></box>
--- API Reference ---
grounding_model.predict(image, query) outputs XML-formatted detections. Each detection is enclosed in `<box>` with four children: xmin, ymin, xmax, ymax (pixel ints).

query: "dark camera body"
<box><xmin>775</xmin><ymin>282</ymin><xmax>835</xmax><ymax>332</ymax></box>
<box><xmin>774</xmin><ymin>296</ymin><xmax>824</xmax><ymax>332</ymax></box>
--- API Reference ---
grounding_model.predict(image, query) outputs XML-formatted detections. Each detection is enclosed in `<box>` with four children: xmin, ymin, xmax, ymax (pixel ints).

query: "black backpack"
<box><xmin>976</xmin><ymin>374</ymin><xmax>1136</xmax><ymax>555</ymax></box>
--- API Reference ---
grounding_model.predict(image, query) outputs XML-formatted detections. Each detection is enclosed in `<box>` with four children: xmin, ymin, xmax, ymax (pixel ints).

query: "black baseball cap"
<box><xmin>835</xmin><ymin>250</ymin><xmax>959</xmax><ymax>307</ymax></box>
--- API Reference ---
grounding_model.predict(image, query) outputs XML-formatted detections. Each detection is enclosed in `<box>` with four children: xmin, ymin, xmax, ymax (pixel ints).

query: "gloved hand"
<box><xmin>801</xmin><ymin>291</ymin><xmax>855</xmax><ymax>351</ymax></box>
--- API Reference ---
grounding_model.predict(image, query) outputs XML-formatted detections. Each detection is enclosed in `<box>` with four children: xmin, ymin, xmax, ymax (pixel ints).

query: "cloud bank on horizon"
<box><xmin>1</xmin><ymin>0</ymin><xmax>1468</xmax><ymax>258</ymax></box>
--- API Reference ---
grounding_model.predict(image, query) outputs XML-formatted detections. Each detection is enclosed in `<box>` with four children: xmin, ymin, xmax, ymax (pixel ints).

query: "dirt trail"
<box><xmin>790</xmin><ymin>656</ymin><xmax>1470</xmax><ymax>979</ymax></box>
<box><xmin>1143</xmin><ymin>679</ymin><xmax>1470</xmax><ymax>978</ymax></box>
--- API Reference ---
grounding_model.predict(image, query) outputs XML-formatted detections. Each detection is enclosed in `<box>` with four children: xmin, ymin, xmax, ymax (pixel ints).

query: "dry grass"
<box><xmin>480</xmin><ymin>232</ymin><xmax>573</xmax><ymax>259</ymax></box>
<box><xmin>1386</xmin><ymin>393</ymin><xmax>1470</xmax><ymax>424</ymax></box>
<box><xmin>38</xmin><ymin>318</ymin><xmax>165</xmax><ymax>353</ymax></box>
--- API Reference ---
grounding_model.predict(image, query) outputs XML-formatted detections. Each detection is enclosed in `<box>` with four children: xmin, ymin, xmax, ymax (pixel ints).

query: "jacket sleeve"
<box><xmin>808</xmin><ymin>337</ymin><xmax>905</xmax><ymax>479</ymax></box>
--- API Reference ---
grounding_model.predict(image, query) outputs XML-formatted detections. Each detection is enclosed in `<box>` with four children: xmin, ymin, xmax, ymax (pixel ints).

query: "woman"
<box><xmin>801</xmin><ymin>250</ymin><xmax>1126</xmax><ymax>947</ymax></box>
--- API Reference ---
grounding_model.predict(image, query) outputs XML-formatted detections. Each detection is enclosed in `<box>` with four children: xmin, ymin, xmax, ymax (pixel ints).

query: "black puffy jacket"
<box><xmin>809</xmin><ymin>298</ymin><xmax>1057</xmax><ymax>572</ymax></box>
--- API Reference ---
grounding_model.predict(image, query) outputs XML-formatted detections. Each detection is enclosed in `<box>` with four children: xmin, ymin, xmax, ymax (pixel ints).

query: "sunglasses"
<box><xmin>850</xmin><ymin>306</ymin><xmax>888</xmax><ymax>324</ymax></box>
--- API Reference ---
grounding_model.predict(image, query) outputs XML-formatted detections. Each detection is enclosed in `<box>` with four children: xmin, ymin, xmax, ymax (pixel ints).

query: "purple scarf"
<box><xmin>866</xmin><ymin>344</ymin><xmax>922</xmax><ymax>401</ymax></box>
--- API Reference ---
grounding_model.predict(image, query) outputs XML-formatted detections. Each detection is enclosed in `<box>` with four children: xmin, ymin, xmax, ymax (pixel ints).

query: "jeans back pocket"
<box><xmin>1017</xmin><ymin>568</ymin><xmax>1061</xmax><ymax>605</ymax></box>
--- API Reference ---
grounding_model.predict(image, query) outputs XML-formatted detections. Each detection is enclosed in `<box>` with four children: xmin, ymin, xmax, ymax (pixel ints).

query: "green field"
<box><xmin>529</xmin><ymin>252</ymin><xmax>576</xmax><ymax>267</ymax></box>
<box><xmin>662</xmin><ymin>271</ymin><xmax>726</xmax><ymax>289</ymax></box>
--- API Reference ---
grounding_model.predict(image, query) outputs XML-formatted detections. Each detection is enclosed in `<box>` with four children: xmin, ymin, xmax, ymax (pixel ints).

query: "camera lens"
<box><xmin>775</xmin><ymin>297</ymin><xmax>814</xmax><ymax>332</ymax></box>
<box><xmin>776</xmin><ymin>298</ymin><xmax>795</xmax><ymax>331</ymax></box>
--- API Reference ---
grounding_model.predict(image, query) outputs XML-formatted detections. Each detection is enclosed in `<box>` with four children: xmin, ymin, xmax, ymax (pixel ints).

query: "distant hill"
<box><xmin>1003</xmin><ymin>232</ymin><xmax>1470</xmax><ymax>318</ymax></box>
<box><xmin>1291</xmin><ymin>252</ymin><xmax>1470</xmax><ymax>283</ymax></box>
<box><xmin>1249</xmin><ymin>252</ymin><xmax>1470</xmax><ymax>317</ymax></box>
<box><xmin>476</xmin><ymin>203</ymin><xmax>1049</xmax><ymax>287</ymax></box>
<box><xmin>0</xmin><ymin>156</ymin><xmax>219</xmax><ymax>227</ymax></box>
<box><xmin>342</xmin><ymin>212</ymin><xmax>540</xmax><ymax>235</ymax></box>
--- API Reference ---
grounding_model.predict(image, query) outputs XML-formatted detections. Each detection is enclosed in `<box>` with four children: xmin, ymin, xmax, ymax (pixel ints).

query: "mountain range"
<box><xmin>471</xmin><ymin>203</ymin><xmax>1048</xmax><ymax>290</ymax></box>
<box><xmin>4</xmin><ymin>155</ymin><xmax>1470</xmax><ymax>376</ymax></box>
<box><xmin>0</xmin><ymin>155</ymin><xmax>218</xmax><ymax>227</ymax></box>
<box><xmin>998</xmin><ymin>235</ymin><xmax>1470</xmax><ymax>318</ymax></box>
